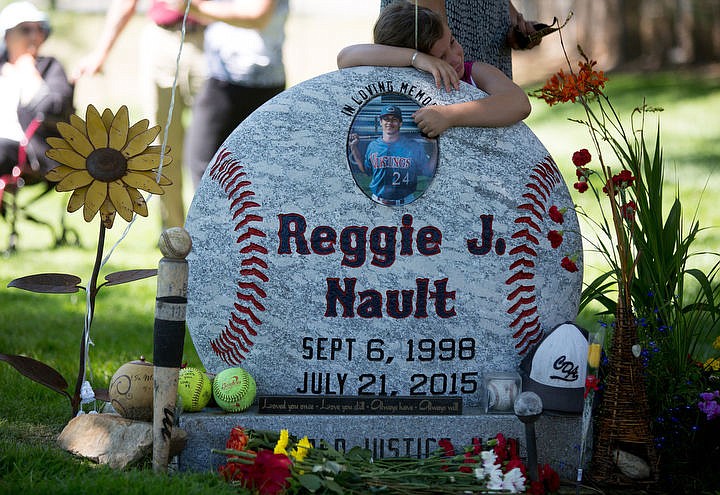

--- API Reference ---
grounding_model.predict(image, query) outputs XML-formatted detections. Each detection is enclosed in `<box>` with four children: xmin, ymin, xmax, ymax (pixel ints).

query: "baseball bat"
<box><xmin>152</xmin><ymin>228</ymin><xmax>192</xmax><ymax>473</ymax></box>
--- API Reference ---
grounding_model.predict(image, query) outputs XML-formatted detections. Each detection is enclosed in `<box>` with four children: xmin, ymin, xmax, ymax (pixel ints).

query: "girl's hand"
<box><xmin>412</xmin><ymin>106</ymin><xmax>451</xmax><ymax>138</ymax></box>
<box><xmin>412</xmin><ymin>52</ymin><xmax>459</xmax><ymax>92</ymax></box>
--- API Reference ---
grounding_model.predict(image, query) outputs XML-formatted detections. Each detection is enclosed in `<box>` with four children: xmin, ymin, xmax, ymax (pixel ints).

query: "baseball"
<box><xmin>109</xmin><ymin>357</ymin><xmax>154</xmax><ymax>421</ymax></box>
<box><xmin>177</xmin><ymin>367</ymin><xmax>213</xmax><ymax>412</ymax></box>
<box><xmin>158</xmin><ymin>227</ymin><xmax>192</xmax><ymax>259</ymax></box>
<box><xmin>487</xmin><ymin>379</ymin><xmax>519</xmax><ymax>412</ymax></box>
<box><xmin>212</xmin><ymin>367</ymin><xmax>257</xmax><ymax>412</ymax></box>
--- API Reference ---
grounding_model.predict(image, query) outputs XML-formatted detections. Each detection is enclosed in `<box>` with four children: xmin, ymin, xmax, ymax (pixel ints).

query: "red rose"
<box><xmin>574</xmin><ymin>181</ymin><xmax>588</xmax><ymax>193</ymax></box>
<box><xmin>561</xmin><ymin>256</ymin><xmax>579</xmax><ymax>272</ymax></box>
<box><xmin>548</xmin><ymin>205</ymin><xmax>564</xmax><ymax>224</ymax></box>
<box><xmin>245</xmin><ymin>450</ymin><xmax>292</xmax><ymax>495</ymax></box>
<box><xmin>547</xmin><ymin>230</ymin><xmax>563</xmax><ymax>249</ymax></box>
<box><xmin>572</xmin><ymin>148</ymin><xmax>591</xmax><ymax>167</ymax></box>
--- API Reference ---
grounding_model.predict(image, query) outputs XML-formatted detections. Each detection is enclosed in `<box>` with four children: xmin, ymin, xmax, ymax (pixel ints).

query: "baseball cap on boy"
<box><xmin>519</xmin><ymin>321</ymin><xmax>589</xmax><ymax>413</ymax></box>
<box><xmin>0</xmin><ymin>2</ymin><xmax>50</xmax><ymax>39</ymax></box>
<box><xmin>380</xmin><ymin>105</ymin><xmax>402</xmax><ymax>120</ymax></box>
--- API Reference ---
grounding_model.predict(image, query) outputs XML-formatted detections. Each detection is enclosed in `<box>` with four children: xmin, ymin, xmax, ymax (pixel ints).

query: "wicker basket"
<box><xmin>591</xmin><ymin>298</ymin><xmax>658</xmax><ymax>486</ymax></box>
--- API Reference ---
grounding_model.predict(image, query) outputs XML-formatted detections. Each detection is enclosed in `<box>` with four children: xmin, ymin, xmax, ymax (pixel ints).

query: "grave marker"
<box><xmin>180</xmin><ymin>66</ymin><xmax>585</xmax><ymax>476</ymax></box>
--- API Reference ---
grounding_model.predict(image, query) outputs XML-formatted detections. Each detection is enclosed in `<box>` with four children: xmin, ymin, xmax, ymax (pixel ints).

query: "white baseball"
<box><xmin>158</xmin><ymin>227</ymin><xmax>192</xmax><ymax>259</ymax></box>
<box><xmin>488</xmin><ymin>379</ymin><xmax>519</xmax><ymax>412</ymax></box>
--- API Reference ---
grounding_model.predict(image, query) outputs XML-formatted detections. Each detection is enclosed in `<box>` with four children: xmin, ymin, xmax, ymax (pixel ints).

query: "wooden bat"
<box><xmin>152</xmin><ymin>227</ymin><xmax>192</xmax><ymax>472</ymax></box>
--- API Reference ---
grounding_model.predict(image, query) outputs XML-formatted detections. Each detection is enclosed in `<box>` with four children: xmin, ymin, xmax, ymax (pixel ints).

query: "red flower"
<box><xmin>561</xmin><ymin>256</ymin><xmax>579</xmax><ymax>272</ymax></box>
<box><xmin>493</xmin><ymin>433</ymin><xmax>508</xmax><ymax>463</ymax></box>
<box><xmin>539</xmin><ymin>463</ymin><xmax>561</xmax><ymax>492</ymax></box>
<box><xmin>226</xmin><ymin>426</ymin><xmax>249</xmax><ymax>452</ymax></box>
<box><xmin>547</xmin><ymin>230</ymin><xmax>563</xmax><ymax>249</ymax></box>
<box><xmin>572</xmin><ymin>149</ymin><xmax>591</xmax><ymax>167</ymax></box>
<box><xmin>471</xmin><ymin>437</ymin><xmax>482</xmax><ymax>455</ymax></box>
<box><xmin>505</xmin><ymin>457</ymin><xmax>526</xmax><ymax>476</ymax></box>
<box><xmin>602</xmin><ymin>169</ymin><xmax>636</xmax><ymax>195</ymax></box>
<box><xmin>548</xmin><ymin>205</ymin><xmax>565</xmax><ymax>224</ymax></box>
<box><xmin>621</xmin><ymin>200</ymin><xmax>637</xmax><ymax>221</ymax></box>
<box><xmin>438</xmin><ymin>438</ymin><xmax>455</xmax><ymax>457</ymax></box>
<box><xmin>250</xmin><ymin>450</ymin><xmax>292</xmax><ymax>495</ymax></box>
<box><xmin>584</xmin><ymin>374</ymin><xmax>600</xmax><ymax>398</ymax></box>
<box><xmin>574</xmin><ymin>181</ymin><xmax>588</xmax><ymax>193</ymax></box>
<box><xmin>460</xmin><ymin>451</ymin><xmax>478</xmax><ymax>473</ymax></box>
<box><xmin>506</xmin><ymin>437</ymin><xmax>520</xmax><ymax>460</ymax></box>
<box><xmin>530</xmin><ymin>480</ymin><xmax>546</xmax><ymax>495</ymax></box>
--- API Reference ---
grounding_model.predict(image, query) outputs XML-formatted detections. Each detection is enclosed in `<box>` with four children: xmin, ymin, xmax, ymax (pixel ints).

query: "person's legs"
<box><xmin>185</xmin><ymin>78</ymin><xmax>234</xmax><ymax>187</ymax></box>
<box><xmin>141</xmin><ymin>24</ymin><xmax>205</xmax><ymax>229</ymax></box>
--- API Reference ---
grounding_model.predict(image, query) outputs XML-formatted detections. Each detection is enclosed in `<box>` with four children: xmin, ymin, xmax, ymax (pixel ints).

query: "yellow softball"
<box><xmin>177</xmin><ymin>367</ymin><xmax>212</xmax><ymax>412</ymax></box>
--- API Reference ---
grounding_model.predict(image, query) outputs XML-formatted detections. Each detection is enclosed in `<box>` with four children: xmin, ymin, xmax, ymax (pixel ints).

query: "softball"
<box><xmin>108</xmin><ymin>357</ymin><xmax>154</xmax><ymax>421</ymax></box>
<box><xmin>212</xmin><ymin>367</ymin><xmax>256</xmax><ymax>412</ymax></box>
<box><xmin>177</xmin><ymin>367</ymin><xmax>213</xmax><ymax>412</ymax></box>
<box><xmin>158</xmin><ymin>227</ymin><xmax>192</xmax><ymax>259</ymax></box>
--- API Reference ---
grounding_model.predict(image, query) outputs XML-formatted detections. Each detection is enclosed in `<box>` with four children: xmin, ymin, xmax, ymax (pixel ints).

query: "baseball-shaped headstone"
<box><xmin>212</xmin><ymin>367</ymin><xmax>256</xmax><ymax>412</ymax></box>
<box><xmin>109</xmin><ymin>357</ymin><xmax>154</xmax><ymax>421</ymax></box>
<box><xmin>185</xmin><ymin>66</ymin><xmax>583</xmax><ymax>406</ymax></box>
<box><xmin>158</xmin><ymin>227</ymin><xmax>192</xmax><ymax>259</ymax></box>
<box><xmin>177</xmin><ymin>367</ymin><xmax>213</xmax><ymax>412</ymax></box>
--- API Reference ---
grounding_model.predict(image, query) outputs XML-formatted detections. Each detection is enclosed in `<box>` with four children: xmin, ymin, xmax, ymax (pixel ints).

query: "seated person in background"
<box><xmin>0</xmin><ymin>1</ymin><xmax>73</xmax><ymax>178</ymax></box>
<box><xmin>337</xmin><ymin>0</ymin><xmax>530</xmax><ymax>138</ymax></box>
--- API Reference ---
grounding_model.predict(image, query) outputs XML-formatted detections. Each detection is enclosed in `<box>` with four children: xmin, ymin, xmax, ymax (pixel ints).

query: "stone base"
<box><xmin>178</xmin><ymin>406</ymin><xmax>587</xmax><ymax>480</ymax></box>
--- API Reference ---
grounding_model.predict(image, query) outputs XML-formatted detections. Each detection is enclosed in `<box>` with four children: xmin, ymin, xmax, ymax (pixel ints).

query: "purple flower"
<box><xmin>698</xmin><ymin>390</ymin><xmax>720</xmax><ymax>421</ymax></box>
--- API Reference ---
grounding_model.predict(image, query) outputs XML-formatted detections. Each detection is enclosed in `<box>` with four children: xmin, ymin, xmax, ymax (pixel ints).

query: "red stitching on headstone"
<box><xmin>517</xmin><ymin>203</ymin><xmax>543</xmax><ymax>221</ymax></box>
<box><xmin>509</xmin><ymin>258</ymin><xmax>535</xmax><ymax>270</ymax></box>
<box><xmin>511</xmin><ymin>229</ymin><xmax>539</xmax><ymax>245</ymax></box>
<box><xmin>207</xmin><ymin>147</ymin><xmax>268</xmax><ymax>364</ymax></box>
<box><xmin>231</xmin><ymin>313</ymin><xmax>259</xmax><ymax>336</ymax></box>
<box><xmin>514</xmin><ymin>216</ymin><xmax>541</xmax><ymax>233</ymax></box>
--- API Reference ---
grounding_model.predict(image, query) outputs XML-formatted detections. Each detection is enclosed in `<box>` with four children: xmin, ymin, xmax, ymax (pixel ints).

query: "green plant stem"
<box><xmin>71</xmin><ymin>221</ymin><xmax>106</xmax><ymax>415</ymax></box>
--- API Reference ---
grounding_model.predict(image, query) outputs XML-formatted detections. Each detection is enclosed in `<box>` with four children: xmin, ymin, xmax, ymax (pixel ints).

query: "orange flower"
<box><xmin>532</xmin><ymin>59</ymin><xmax>607</xmax><ymax>106</ymax></box>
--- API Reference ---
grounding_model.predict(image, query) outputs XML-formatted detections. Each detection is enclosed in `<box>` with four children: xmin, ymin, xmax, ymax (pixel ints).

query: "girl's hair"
<box><xmin>373</xmin><ymin>1</ymin><xmax>445</xmax><ymax>54</ymax></box>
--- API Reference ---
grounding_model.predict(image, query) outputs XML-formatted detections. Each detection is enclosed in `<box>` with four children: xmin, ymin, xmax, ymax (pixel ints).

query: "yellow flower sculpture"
<box><xmin>45</xmin><ymin>104</ymin><xmax>172</xmax><ymax>228</ymax></box>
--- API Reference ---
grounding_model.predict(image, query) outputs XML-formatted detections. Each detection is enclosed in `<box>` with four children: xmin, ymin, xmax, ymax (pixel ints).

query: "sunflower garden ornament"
<box><xmin>0</xmin><ymin>105</ymin><xmax>170</xmax><ymax>416</ymax></box>
<box><xmin>45</xmin><ymin>104</ymin><xmax>173</xmax><ymax>228</ymax></box>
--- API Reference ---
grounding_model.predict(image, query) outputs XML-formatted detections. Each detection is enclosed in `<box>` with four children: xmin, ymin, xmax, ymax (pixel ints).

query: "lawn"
<box><xmin>1</xmin><ymin>8</ymin><xmax>719</xmax><ymax>495</ymax></box>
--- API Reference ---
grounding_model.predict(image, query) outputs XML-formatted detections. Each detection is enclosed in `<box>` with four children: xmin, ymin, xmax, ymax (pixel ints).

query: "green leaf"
<box><xmin>0</xmin><ymin>354</ymin><xmax>70</xmax><ymax>397</ymax></box>
<box><xmin>103</xmin><ymin>269</ymin><xmax>157</xmax><ymax>286</ymax></box>
<box><xmin>323</xmin><ymin>478</ymin><xmax>345</xmax><ymax>494</ymax></box>
<box><xmin>7</xmin><ymin>273</ymin><xmax>82</xmax><ymax>293</ymax></box>
<box><xmin>297</xmin><ymin>474</ymin><xmax>323</xmax><ymax>492</ymax></box>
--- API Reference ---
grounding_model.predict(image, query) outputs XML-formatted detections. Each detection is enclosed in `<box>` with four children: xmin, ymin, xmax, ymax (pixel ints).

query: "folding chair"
<box><xmin>0</xmin><ymin>109</ymin><xmax>79</xmax><ymax>253</ymax></box>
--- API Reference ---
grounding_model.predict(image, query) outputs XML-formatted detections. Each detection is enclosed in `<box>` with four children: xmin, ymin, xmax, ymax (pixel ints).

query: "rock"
<box><xmin>57</xmin><ymin>413</ymin><xmax>187</xmax><ymax>469</ymax></box>
<box><xmin>612</xmin><ymin>449</ymin><xmax>651</xmax><ymax>480</ymax></box>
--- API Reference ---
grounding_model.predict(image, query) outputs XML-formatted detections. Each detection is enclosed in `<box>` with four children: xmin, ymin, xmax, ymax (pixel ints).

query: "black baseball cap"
<box><xmin>380</xmin><ymin>105</ymin><xmax>403</xmax><ymax>120</ymax></box>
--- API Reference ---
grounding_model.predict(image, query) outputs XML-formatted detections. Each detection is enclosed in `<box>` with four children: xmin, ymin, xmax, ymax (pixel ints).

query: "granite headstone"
<box><xmin>180</xmin><ymin>66</ymin><xmax>585</xmax><ymax>476</ymax></box>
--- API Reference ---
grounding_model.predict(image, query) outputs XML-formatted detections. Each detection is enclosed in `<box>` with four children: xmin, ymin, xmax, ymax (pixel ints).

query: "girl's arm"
<box><xmin>412</xmin><ymin>62</ymin><xmax>530</xmax><ymax>136</ymax></box>
<box><xmin>337</xmin><ymin>44</ymin><xmax>459</xmax><ymax>91</ymax></box>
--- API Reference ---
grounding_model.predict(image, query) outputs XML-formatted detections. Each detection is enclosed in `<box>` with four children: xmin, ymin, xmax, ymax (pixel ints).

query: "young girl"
<box><xmin>337</xmin><ymin>0</ymin><xmax>531</xmax><ymax>138</ymax></box>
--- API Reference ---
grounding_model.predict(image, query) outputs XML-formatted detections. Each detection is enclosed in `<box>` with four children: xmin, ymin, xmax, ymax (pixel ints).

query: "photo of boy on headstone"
<box><xmin>348</xmin><ymin>97</ymin><xmax>438</xmax><ymax>206</ymax></box>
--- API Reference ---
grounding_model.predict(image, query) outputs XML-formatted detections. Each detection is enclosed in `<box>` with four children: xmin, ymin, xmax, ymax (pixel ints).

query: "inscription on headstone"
<box><xmin>185</xmin><ymin>67</ymin><xmax>582</xmax><ymax>408</ymax></box>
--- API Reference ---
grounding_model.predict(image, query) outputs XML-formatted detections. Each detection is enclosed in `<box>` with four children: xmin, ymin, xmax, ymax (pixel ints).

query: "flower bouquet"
<box><xmin>214</xmin><ymin>426</ymin><xmax>560</xmax><ymax>494</ymax></box>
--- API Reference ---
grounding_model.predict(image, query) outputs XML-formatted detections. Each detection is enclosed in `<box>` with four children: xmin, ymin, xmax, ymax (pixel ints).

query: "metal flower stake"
<box><xmin>0</xmin><ymin>105</ymin><xmax>172</xmax><ymax>416</ymax></box>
